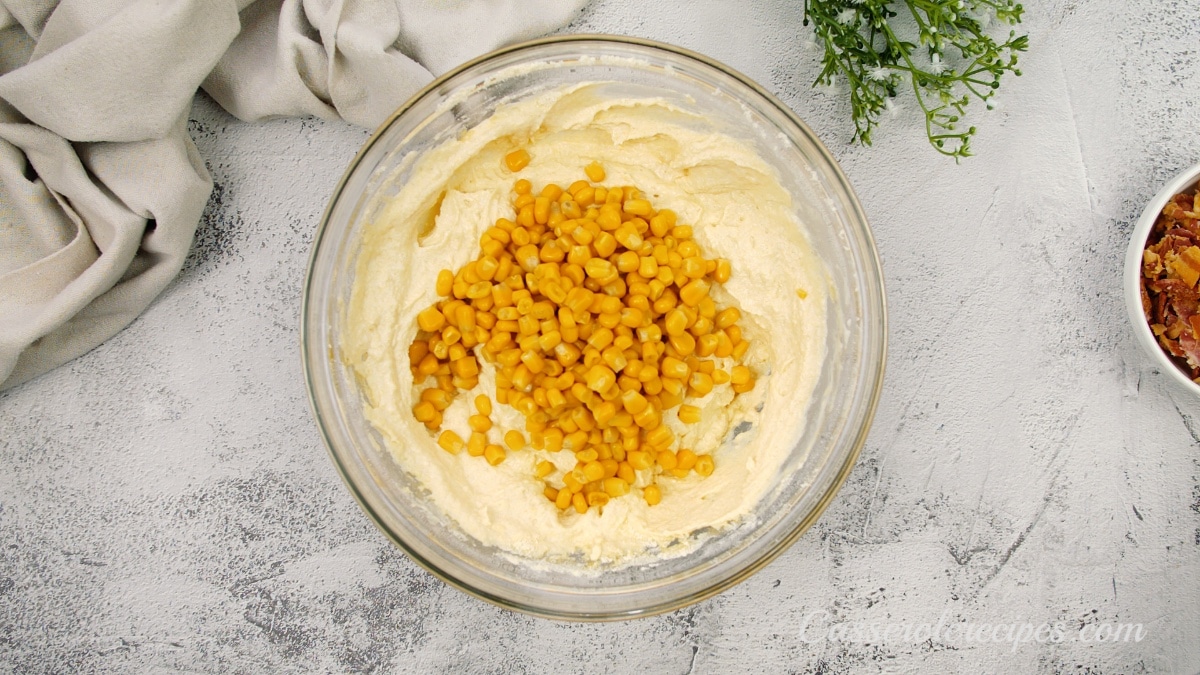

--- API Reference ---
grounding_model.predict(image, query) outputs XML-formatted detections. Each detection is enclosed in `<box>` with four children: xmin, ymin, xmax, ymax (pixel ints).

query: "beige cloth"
<box><xmin>0</xmin><ymin>0</ymin><xmax>586</xmax><ymax>390</ymax></box>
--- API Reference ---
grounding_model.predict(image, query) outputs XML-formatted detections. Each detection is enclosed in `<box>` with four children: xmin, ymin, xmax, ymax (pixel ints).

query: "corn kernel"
<box><xmin>420</xmin><ymin>388</ymin><xmax>451</xmax><ymax>410</ymax></box>
<box><xmin>421</xmin><ymin>349</ymin><xmax>443</xmax><ymax>371</ymax></box>
<box><xmin>676</xmin><ymin>449</ymin><xmax>698</xmax><ymax>471</ymax></box>
<box><xmin>694</xmin><ymin>455</ymin><xmax>715</xmax><ymax>477</ymax></box>
<box><xmin>643</xmin><ymin>484</ymin><xmax>662</xmax><ymax>506</ymax></box>
<box><xmin>603</xmin><ymin>477</ymin><xmax>630</xmax><ymax>497</ymax></box>
<box><xmin>689</xmin><ymin>371</ymin><xmax>714</xmax><ymax>396</ymax></box>
<box><xmin>536</xmin><ymin>460</ymin><xmax>555</xmax><ymax>478</ymax></box>
<box><xmin>731</xmin><ymin>378</ymin><xmax>756</xmax><ymax>394</ymax></box>
<box><xmin>656</xmin><ymin>449</ymin><xmax>677</xmax><ymax>470</ymax></box>
<box><xmin>473</xmin><ymin>395</ymin><xmax>492</xmax><ymax>416</ymax></box>
<box><xmin>613</xmin><ymin>250</ymin><xmax>637</xmax><ymax>273</ymax></box>
<box><xmin>730</xmin><ymin>365</ymin><xmax>752</xmax><ymax>385</ymax></box>
<box><xmin>466</xmin><ymin>282</ymin><xmax>491</xmax><ymax>300</ymax></box>
<box><xmin>454</xmin><ymin>305</ymin><xmax>476</xmax><ymax>333</ymax></box>
<box><xmin>646</xmin><ymin>426</ymin><xmax>674</xmax><ymax>450</ymax></box>
<box><xmin>504</xmin><ymin>430</ymin><xmax>526</xmax><ymax>451</ymax></box>
<box><xmin>434</xmin><ymin>269</ymin><xmax>454</xmax><ymax>297</ymax></box>
<box><xmin>452</xmin><ymin>356</ymin><xmax>479</xmax><ymax>378</ymax></box>
<box><xmin>592</xmin><ymin>228</ymin><xmax>619</xmax><ymax>254</ymax></box>
<box><xmin>564</xmin><ymin>427</ymin><xmax>588</xmax><ymax>449</ymax></box>
<box><xmin>581</xmin><ymin>461</ymin><xmax>605</xmax><ymax>482</ymax></box>
<box><xmin>696</xmin><ymin>333</ymin><xmax>720</xmax><ymax>357</ymax></box>
<box><xmin>597</xmin><ymin>458</ymin><xmax>618</xmax><ymax>478</ymax></box>
<box><xmin>584</xmin><ymin>258</ymin><xmax>617</xmax><ymax>281</ymax></box>
<box><xmin>627</xmin><ymin>450</ymin><xmax>653</xmax><ymax>470</ymax></box>
<box><xmin>619</xmin><ymin>307</ymin><xmax>644</xmax><ymax>328</ymax></box>
<box><xmin>677</xmin><ymin>404</ymin><xmax>701</xmax><ymax>424</ymax></box>
<box><xmin>588</xmin><ymin>399</ymin><xmax>616</xmax><ymax>426</ymax></box>
<box><xmin>732</xmin><ymin>340</ymin><xmax>750</xmax><ymax>361</ymax></box>
<box><xmin>484</xmin><ymin>444</ymin><xmax>507</xmax><ymax>466</ymax></box>
<box><xmin>535</xmin><ymin>330</ymin><xmax>561</xmax><ymax>352</ymax></box>
<box><xmin>505</xmin><ymin>149</ymin><xmax>530</xmax><ymax>172</ymax></box>
<box><xmin>621</xmin><ymin>390</ymin><xmax>649</xmax><ymax>416</ymax></box>
<box><xmin>669</xmin><ymin>331</ymin><xmax>696</xmax><ymax>357</ymax></box>
<box><xmin>638</xmin><ymin>256</ymin><xmax>659</xmax><ymax>279</ymax></box>
<box><xmin>620</xmin><ymin>198</ymin><xmax>650</xmax><ymax>217</ymax></box>
<box><xmin>572</xmin><ymin>492</ymin><xmax>588</xmax><ymax>514</ymax></box>
<box><xmin>468</xmin><ymin>414</ymin><xmax>492</xmax><ymax>433</ymax></box>
<box><xmin>554</xmin><ymin>342</ymin><xmax>582</xmax><ymax>367</ymax></box>
<box><xmin>601</xmin><ymin>346</ymin><xmax>628</xmax><ymax>372</ymax></box>
<box><xmin>679</xmin><ymin>279</ymin><xmax>710</xmax><ymax>307</ymax></box>
<box><xmin>555</xmin><ymin>487</ymin><xmax>573</xmax><ymax>509</ymax></box>
<box><xmin>661</xmin><ymin>357</ymin><xmax>689</xmax><ymax>380</ymax></box>
<box><xmin>411</xmin><ymin>401</ymin><xmax>436</xmax><ymax>423</ymax></box>
<box><xmin>437</xmin><ymin>430</ymin><xmax>464</xmax><ymax>455</ymax></box>
<box><xmin>633</xmin><ymin>405</ymin><xmax>660</xmax><ymax>430</ymax></box>
<box><xmin>521</xmin><ymin>350</ymin><xmax>546</xmax><ymax>374</ymax></box>
<box><xmin>681</xmin><ymin>256</ymin><xmax>707</xmax><ymax>279</ymax></box>
<box><xmin>533</xmin><ymin>196</ymin><xmax>551</xmax><ymax>225</ymax></box>
<box><xmin>664</xmin><ymin>308</ymin><xmax>688</xmax><ymax>337</ymax></box>
<box><xmin>417</xmin><ymin>307</ymin><xmax>446</xmax><ymax>332</ymax></box>
<box><xmin>585</xmin><ymin>364</ymin><xmax>616</xmax><ymax>392</ymax></box>
<box><xmin>467</xmin><ymin>431</ymin><xmax>487</xmax><ymax>457</ymax></box>
<box><xmin>584</xmin><ymin>161</ymin><xmax>606</xmax><ymax>182</ymax></box>
<box><xmin>452</xmin><ymin>375</ymin><xmax>479</xmax><ymax>390</ymax></box>
<box><xmin>715</xmin><ymin>307</ymin><xmax>741</xmax><ymax>330</ymax></box>
<box><xmin>617</xmin><ymin>461</ymin><xmax>636</xmax><ymax>483</ymax></box>
<box><xmin>713</xmin><ymin>259</ymin><xmax>731</xmax><ymax>283</ymax></box>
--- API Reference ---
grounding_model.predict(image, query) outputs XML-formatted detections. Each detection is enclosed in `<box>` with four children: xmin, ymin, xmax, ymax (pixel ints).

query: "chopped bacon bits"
<box><xmin>1141</xmin><ymin>186</ymin><xmax>1200</xmax><ymax>382</ymax></box>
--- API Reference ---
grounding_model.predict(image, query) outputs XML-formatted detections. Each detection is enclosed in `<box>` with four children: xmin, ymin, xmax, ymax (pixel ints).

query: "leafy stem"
<box><xmin>803</xmin><ymin>0</ymin><xmax>1028</xmax><ymax>159</ymax></box>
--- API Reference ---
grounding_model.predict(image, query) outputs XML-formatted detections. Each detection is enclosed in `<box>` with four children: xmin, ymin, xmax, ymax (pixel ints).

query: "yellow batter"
<box><xmin>344</xmin><ymin>83</ymin><xmax>827</xmax><ymax>564</ymax></box>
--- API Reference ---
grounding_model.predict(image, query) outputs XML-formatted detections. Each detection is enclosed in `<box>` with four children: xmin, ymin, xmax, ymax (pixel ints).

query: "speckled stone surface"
<box><xmin>2</xmin><ymin>1</ymin><xmax>1199</xmax><ymax>672</ymax></box>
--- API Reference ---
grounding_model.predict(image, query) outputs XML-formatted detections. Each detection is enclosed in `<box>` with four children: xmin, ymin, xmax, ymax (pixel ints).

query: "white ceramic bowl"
<box><xmin>1124</xmin><ymin>161</ymin><xmax>1200</xmax><ymax>396</ymax></box>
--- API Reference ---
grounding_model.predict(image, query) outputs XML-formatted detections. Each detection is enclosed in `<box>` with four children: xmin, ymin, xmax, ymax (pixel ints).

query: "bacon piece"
<box><xmin>1159</xmin><ymin>335</ymin><xmax>1186</xmax><ymax>359</ymax></box>
<box><xmin>1179</xmin><ymin>330</ymin><xmax>1200</xmax><ymax>375</ymax></box>
<box><xmin>1142</xmin><ymin>186</ymin><xmax>1200</xmax><ymax>378</ymax></box>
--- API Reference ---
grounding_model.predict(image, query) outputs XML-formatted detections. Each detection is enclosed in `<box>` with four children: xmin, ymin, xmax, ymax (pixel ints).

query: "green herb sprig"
<box><xmin>803</xmin><ymin>0</ymin><xmax>1028</xmax><ymax>159</ymax></box>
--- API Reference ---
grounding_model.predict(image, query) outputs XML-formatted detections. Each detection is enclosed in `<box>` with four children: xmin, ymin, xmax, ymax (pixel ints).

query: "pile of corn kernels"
<box><xmin>408</xmin><ymin>153</ymin><xmax>756</xmax><ymax>514</ymax></box>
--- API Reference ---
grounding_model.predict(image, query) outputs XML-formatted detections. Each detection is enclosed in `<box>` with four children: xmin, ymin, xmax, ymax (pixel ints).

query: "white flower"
<box><xmin>928</xmin><ymin>52</ymin><xmax>947</xmax><ymax>75</ymax></box>
<box><xmin>836</xmin><ymin>8</ymin><xmax>857</xmax><ymax>24</ymax></box>
<box><xmin>868</xmin><ymin>67</ymin><xmax>890</xmax><ymax>82</ymax></box>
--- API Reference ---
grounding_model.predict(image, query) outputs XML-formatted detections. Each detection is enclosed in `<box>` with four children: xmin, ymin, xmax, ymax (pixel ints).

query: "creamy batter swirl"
<box><xmin>344</xmin><ymin>83</ymin><xmax>827</xmax><ymax>564</ymax></box>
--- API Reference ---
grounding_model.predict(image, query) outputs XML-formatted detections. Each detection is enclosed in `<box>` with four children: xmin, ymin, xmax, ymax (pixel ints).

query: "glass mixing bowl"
<box><xmin>302</xmin><ymin>35</ymin><xmax>886</xmax><ymax>620</ymax></box>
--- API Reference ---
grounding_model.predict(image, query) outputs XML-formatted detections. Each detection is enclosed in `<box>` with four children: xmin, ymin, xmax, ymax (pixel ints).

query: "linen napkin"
<box><xmin>0</xmin><ymin>0</ymin><xmax>587</xmax><ymax>391</ymax></box>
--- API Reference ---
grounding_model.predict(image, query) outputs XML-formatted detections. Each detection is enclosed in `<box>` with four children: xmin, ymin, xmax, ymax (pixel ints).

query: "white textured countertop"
<box><xmin>2</xmin><ymin>0</ymin><xmax>1198</xmax><ymax>672</ymax></box>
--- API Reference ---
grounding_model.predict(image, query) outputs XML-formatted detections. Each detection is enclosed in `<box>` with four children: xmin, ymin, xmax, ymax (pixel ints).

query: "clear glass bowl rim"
<box><xmin>301</xmin><ymin>33</ymin><xmax>889</xmax><ymax>620</ymax></box>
